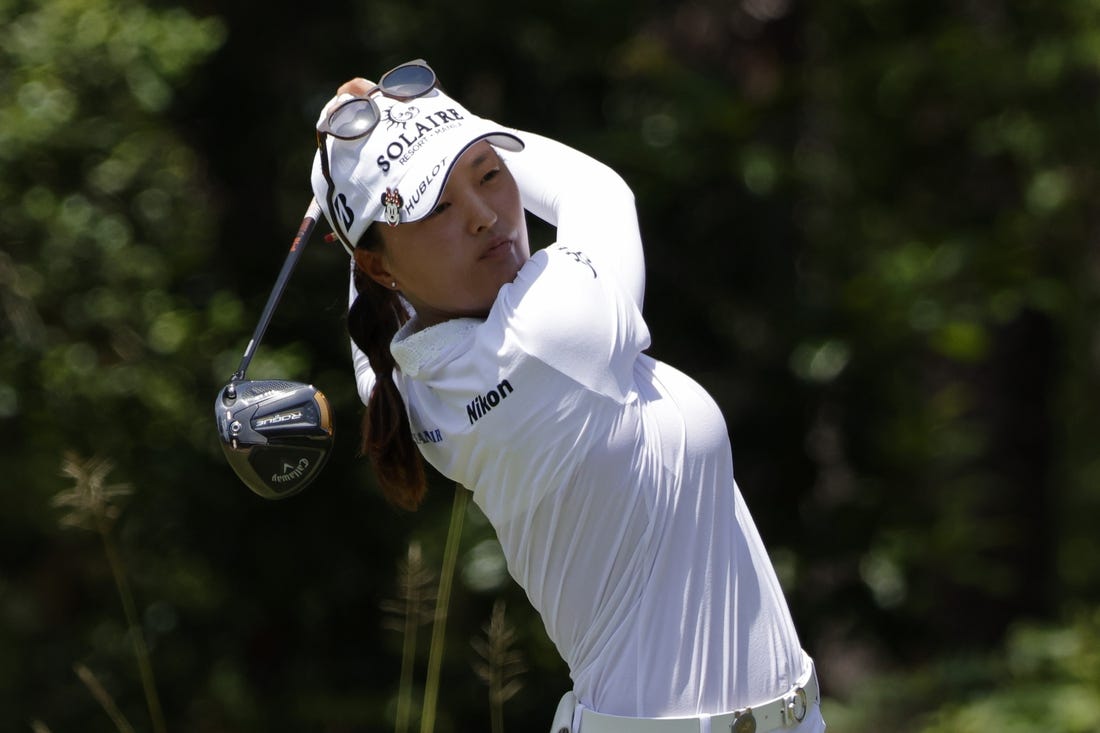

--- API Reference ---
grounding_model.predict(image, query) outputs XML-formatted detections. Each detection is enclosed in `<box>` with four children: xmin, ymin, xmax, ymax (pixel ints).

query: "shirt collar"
<box><xmin>390</xmin><ymin>316</ymin><xmax>481</xmax><ymax>378</ymax></box>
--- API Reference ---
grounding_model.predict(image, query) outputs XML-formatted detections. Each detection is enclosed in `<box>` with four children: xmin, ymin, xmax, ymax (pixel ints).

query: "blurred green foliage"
<box><xmin>0</xmin><ymin>0</ymin><xmax>227</xmax><ymax>476</ymax></box>
<box><xmin>1</xmin><ymin>0</ymin><xmax>1099</xmax><ymax>731</ymax></box>
<box><xmin>826</xmin><ymin>610</ymin><xmax>1100</xmax><ymax>733</ymax></box>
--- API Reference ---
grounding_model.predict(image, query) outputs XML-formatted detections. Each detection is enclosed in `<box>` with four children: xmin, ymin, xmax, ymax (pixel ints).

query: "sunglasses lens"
<box><xmin>380</xmin><ymin>63</ymin><xmax>436</xmax><ymax>98</ymax></box>
<box><xmin>327</xmin><ymin>99</ymin><xmax>380</xmax><ymax>138</ymax></box>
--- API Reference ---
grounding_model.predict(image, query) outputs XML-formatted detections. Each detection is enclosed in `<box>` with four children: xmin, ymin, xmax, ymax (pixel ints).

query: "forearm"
<box><xmin>503</xmin><ymin>130</ymin><xmax>646</xmax><ymax>308</ymax></box>
<box><xmin>348</xmin><ymin>262</ymin><xmax>377</xmax><ymax>406</ymax></box>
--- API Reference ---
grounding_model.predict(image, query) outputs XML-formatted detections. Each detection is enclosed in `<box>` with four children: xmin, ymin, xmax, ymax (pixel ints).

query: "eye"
<box><xmin>482</xmin><ymin>167</ymin><xmax>501</xmax><ymax>184</ymax></box>
<box><xmin>426</xmin><ymin>201</ymin><xmax>450</xmax><ymax>218</ymax></box>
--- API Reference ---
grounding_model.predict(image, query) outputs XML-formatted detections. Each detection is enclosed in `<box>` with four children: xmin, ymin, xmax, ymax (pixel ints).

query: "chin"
<box><xmin>504</xmin><ymin>257</ymin><xmax>527</xmax><ymax>286</ymax></box>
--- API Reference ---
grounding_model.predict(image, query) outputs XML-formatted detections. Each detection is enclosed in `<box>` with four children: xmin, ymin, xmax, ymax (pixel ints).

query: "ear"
<box><xmin>354</xmin><ymin>248</ymin><xmax>395</xmax><ymax>290</ymax></box>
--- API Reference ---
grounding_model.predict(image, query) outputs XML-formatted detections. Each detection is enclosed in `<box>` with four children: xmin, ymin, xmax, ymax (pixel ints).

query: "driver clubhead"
<box><xmin>214</xmin><ymin>379</ymin><xmax>334</xmax><ymax>499</ymax></box>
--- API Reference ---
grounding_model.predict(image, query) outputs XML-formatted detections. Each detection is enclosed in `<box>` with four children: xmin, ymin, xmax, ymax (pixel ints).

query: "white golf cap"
<box><xmin>311</xmin><ymin>84</ymin><xmax>524</xmax><ymax>250</ymax></box>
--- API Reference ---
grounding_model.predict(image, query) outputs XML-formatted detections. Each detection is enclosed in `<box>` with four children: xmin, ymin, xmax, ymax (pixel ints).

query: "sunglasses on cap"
<box><xmin>317</xmin><ymin>59</ymin><xmax>439</xmax><ymax>141</ymax></box>
<box><xmin>316</xmin><ymin>59</ymin><xmax>439</xmax><ymax>255</ymax></box>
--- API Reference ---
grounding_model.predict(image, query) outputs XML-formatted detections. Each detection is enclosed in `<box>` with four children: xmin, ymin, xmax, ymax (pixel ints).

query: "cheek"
<box><xmin>393</xmin><ymin>232</ymin><xmax>460</xmax><ymax>291</ymax></box>
<box><xmin>500</xmin><ymin>172</ymin><xmax>523</xmax><ymax>212</ymax></box>
<box><xmin>383</xmin><ymin>228</ymin><xmax>431</xmax><ymax>273</ymax></box>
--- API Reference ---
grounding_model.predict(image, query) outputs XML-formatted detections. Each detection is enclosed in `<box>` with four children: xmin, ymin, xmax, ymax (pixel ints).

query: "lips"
<box><xmin>480</xmin><ymin>236</ymin><xmax>514</xmax><ymax>260</ymax></box>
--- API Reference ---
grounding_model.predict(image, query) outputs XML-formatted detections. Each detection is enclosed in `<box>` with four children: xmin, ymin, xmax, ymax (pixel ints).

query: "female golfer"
<box><xmin>312</xmin><ymin>60</ymin><xmax>826</xmax><ymax>733</ymax></box>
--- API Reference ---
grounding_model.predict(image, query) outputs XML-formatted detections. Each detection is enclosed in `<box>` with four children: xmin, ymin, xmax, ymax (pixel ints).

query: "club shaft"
<box><xmin>232</xmin><ymin>198</ymin><xmax>324</xmax><ymax>381</ymax></box>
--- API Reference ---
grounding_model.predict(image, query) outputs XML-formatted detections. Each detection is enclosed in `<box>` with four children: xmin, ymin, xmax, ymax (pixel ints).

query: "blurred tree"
<box><xmin>788</xmin><ymin>0</ymin><xmax>1100</xmax><ymax>661</ymax></box>
<box><xmin>823</xmin><ymin>609</ymin><xmax>1100</xmax><ymax>732</ymax></box>
<box><xmin>0</xmin><ymin>0</ymin><xmax>231</xmax><ymax>729</ymax></box>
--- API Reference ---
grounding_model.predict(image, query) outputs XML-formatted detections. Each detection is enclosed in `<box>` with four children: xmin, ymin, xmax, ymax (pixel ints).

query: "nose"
<box><xmin>464</xmin><ymin>190</ymin><xmax>498</xmax><ymax>235</ymax></box>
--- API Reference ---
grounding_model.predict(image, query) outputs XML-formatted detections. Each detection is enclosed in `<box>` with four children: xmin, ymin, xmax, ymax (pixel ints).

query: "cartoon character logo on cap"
<box><xmin>381</xmin><ymin>188</ymin><xmax>403</xmax><ymax>227</ymax></box>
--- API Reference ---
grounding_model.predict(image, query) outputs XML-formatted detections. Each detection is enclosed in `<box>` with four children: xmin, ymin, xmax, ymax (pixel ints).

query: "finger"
<box><xmin>337</xmin><ymin>77</ymin><xmax>374</xmax><ymax>96</ymax></box>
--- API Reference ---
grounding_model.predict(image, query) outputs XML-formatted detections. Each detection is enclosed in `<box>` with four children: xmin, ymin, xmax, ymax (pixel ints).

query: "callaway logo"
<box><xmin>272</xmin><ymin>458</ymin><xmax>310</xmax><ymax>484</ymax></box>
<box><xmin>374</xmin><ymin>106</ymin><xmax>466</xmax><ymax>173</ymax></box>
<box><xmin>466</xmin><ymin>378</ymin><xmax>515</xmax><ymax>425</ymax></box>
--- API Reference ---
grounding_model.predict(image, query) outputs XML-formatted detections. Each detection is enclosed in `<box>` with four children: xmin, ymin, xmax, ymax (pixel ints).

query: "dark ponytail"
<box><xmin>347</xmin><ymin>227</ymin><xmax>427</xmax><ymax>510</ymax></box>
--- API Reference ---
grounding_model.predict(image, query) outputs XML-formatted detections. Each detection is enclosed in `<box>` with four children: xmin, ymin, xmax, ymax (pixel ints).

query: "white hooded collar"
<box><xmin>390</xmin><ymin>316</ymin><xmax>481</xmax><ymax>378</ymax></box>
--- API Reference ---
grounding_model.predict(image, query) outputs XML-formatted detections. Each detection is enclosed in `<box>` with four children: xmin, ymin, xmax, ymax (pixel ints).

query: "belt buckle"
<box><xmin>781</xmin><ymin>686</ymin><xmax>808</xmax><ymax>726</ymax></box>
<box><xmin>730</xmin><ymin>707</ymin><xmax>756</xmax><ymax>733</ymax></box>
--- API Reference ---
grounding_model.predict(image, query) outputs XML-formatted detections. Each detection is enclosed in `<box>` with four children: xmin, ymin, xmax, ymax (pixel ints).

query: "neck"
<box><xmin>405</xmin><ymin>300</ymin><xmax>488</xmax><ymax>333</ymax></box>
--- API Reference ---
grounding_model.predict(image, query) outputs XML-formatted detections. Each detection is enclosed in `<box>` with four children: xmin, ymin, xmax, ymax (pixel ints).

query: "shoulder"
<box><xmin>502</xmin><ymin>244</ymin><xmax>615</xmax><ymax>311</ymax></box>
<box><xmin>488</xmin><ymin>244</ymin><xmax>650</xmax><ymax>400</ymax></box>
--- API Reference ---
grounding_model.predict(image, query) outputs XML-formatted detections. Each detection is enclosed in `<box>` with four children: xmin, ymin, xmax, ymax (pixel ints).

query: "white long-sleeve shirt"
<box><xmin>349</xmin><ymin>131</ymin><xmax>807</xmax><ymax>717</ymax></box>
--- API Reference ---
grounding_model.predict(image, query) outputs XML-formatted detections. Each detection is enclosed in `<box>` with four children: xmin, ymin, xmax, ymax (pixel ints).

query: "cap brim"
<box><xmin>383</xmin><ymin>127</ymin><xmax>524</xmax><ymax>225</ymax></box>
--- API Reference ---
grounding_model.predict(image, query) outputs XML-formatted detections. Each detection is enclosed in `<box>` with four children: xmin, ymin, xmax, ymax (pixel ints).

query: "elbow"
<box><xmin>578</xmin><ymin>164</ymin><xmax>636</xmax><ymax>215</ymax></box>
<box><xmin>596</xmin><ymin>163</ymin><xmax>636</xmax><ymax>203</ymax></box>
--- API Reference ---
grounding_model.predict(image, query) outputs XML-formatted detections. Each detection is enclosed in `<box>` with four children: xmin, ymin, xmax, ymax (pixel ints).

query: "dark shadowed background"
<box><xmin>2</xmin><ymin>0</ymin><xmax>1099</xmax><ymax>731</ymax></box>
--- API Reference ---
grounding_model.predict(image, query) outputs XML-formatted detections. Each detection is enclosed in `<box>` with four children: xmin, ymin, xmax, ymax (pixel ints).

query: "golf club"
<box><xmin>214</xmin><ymin>198</ymin><xmax>335</xmax><ymax>499</ymax></box>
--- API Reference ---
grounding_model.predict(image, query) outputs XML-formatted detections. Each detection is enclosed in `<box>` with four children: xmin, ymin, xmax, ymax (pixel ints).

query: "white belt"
<box><xmin>561</xmin><ymin>658</ymin><xmax>820</xmax><ymax>733</ymax></box>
